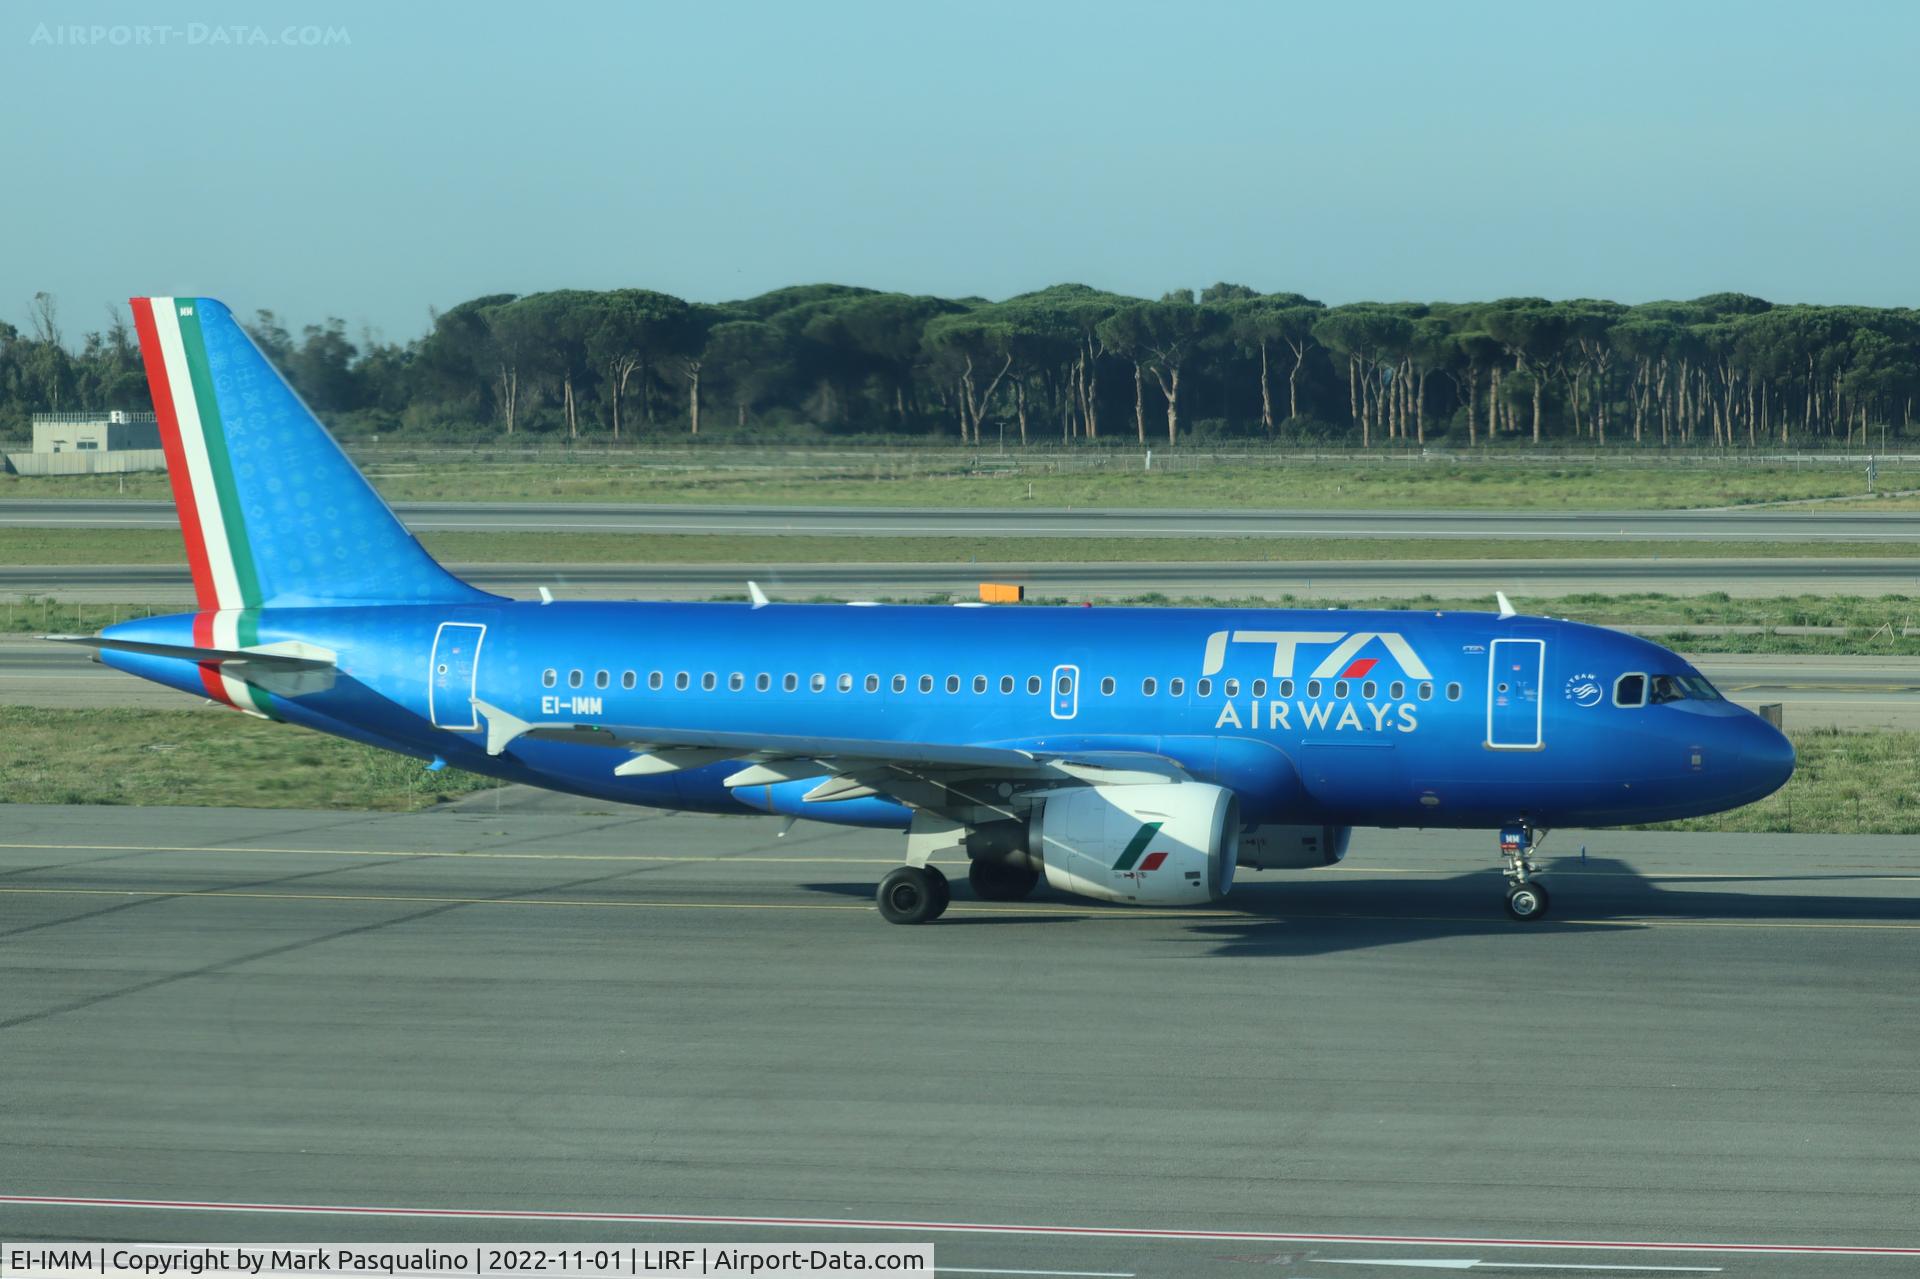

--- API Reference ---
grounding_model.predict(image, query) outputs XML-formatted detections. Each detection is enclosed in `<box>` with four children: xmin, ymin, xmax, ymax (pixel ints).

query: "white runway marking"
<box><xmin>0</xmin><ymin>1195</ymin><xmax>1914</xmax><ymax>1259</ymax></box>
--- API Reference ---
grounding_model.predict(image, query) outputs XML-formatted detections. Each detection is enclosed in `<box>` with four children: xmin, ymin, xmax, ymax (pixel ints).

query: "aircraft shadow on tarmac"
<box><xmin>804</xmin><ymin>851</ymin><xmax>1920</xmax><ymax>955</ymax></box>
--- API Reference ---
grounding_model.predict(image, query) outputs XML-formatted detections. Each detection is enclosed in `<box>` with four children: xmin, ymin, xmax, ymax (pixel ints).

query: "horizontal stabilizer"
<box><xmin>46</xmin><ymin>634</ymin><xmax>338</xmax><ymax>698</ymax></box>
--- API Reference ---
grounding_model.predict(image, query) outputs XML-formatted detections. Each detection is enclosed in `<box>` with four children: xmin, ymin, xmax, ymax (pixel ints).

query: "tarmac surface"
<box><xmin>2</xmin><ymin>804</ymin><xmax>1918</xmax><ymax>1275</ymax></box>
<box><xmin>6</xmin><ymin>497</ymin><xmax>1920</xmax><ymax>541</ymax></box>
<box><xmin>9</xmin><ymin>556</ymin><xmax>1920</xmax><ymax>604</ymax></box>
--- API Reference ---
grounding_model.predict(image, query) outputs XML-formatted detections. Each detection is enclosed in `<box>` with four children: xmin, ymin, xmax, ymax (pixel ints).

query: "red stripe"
<box><xmin>1340</xmin><ymin>657</ymin><xmax>1377</xmax><ymax>679</ymax></box>
<box><xmin>129</xmin><ymin>297</ymin><xmax>217</xmax><ymax>613</ymax></box>
<box><xmin>191</xmin><ymin>609</ymin><xmax>232</xmax><ymax>706</ymax></box>
<box><xmin>1139</xmin><ymin>851</ymin><xmax>1168</xmax><ymax>872</ymax></box>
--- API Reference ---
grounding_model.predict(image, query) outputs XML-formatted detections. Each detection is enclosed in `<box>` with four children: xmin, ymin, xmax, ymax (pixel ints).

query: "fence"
<box><xmin>3</xmin><ymin>449</ymin><xmax>168</xmax><ymax>476</ymax></box>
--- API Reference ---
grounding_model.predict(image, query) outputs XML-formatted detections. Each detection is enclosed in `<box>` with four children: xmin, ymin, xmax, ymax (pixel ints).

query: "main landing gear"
<box><xmin>1499</xmin><ymin>822</ymin><xmax>1551</xmax><ymax>922</ymax></box>
<box><xmin>877</xmin><ymin>864</ymin><xmax>950</xmax><ymax>925</ymax></box>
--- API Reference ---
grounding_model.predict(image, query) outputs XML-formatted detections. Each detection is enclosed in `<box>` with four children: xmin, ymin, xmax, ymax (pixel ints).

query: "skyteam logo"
<box><xmin>1200</xmin><ymin>630</ymin><xmax>1432</xmax><ymax>735</ymax></box>
<box><xmin>1564</xmin><ymin>672</ymin><xmax>1603</xmax><ymax>707</ymax></box>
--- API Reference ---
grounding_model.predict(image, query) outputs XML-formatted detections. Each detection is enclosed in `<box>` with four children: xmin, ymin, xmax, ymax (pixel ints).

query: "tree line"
<box><xmin>5</xmin><ymin>283</ymin><xmax>1918</xmax><ymax>448</ymax></box>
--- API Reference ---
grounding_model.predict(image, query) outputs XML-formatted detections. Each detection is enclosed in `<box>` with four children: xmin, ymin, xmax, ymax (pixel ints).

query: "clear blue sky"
<box><xmin>5</xmin><ymin>0</ymin><xmax>1915</xmax><ymax>343</ymax></box>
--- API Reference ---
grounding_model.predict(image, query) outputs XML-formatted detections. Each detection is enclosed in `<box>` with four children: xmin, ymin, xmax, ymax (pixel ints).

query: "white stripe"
<box><xmin>210</xmin><ymin>610</ymin><xmax>265</xmax><ymax>716</ymax></box>
<box><xmin>151</xmin><ymin>298</ymin><xmax>243</xmax><ymax>610</ymax></box>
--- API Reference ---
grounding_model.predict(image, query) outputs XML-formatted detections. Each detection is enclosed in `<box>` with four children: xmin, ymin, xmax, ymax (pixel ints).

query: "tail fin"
<box><xmin>129</xmin><ymin>296</ymin><xmax>488</xmax><ymax>608</ymax></box>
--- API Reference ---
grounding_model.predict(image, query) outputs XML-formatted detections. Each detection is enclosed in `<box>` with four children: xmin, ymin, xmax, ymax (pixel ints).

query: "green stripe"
<box><xmin>235</xmin><ymin>609</ymin><xmax>278</xmax><ymax>719</ymax></box>
<box><xmin>1111</xmin><ymin>821</ymin><xmax>1164</xmax><ymax>872</ymax></box>
<box><xmin>176</xmin><ymin>303</ymin><xmax>263</xmax><ymax>609</ymax></box>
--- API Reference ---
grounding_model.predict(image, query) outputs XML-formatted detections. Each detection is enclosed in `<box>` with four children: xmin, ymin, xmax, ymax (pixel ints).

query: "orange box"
<box><xmin>978</xmin><ymin>582</ymin><xmax>1024</xmax><ymax>604</ymax></box>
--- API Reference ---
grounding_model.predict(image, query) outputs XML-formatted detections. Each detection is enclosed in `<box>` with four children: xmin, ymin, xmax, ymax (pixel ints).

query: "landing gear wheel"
<box><xmin>877</xmin><ymin>865</ymin><xmax>947</xmax><ymax>924</ymax></box>
<box><xmin>925</xmin><ymin>865</ymin><xmax>951</xmax><ymax>916</ymax></box>
<box><xmin>1505</xmin><ymin>880</ymin><xmax>1550</xmax><ymax>922</ymax></box>
<box><xmin>968</xmin><ymin>858</ymin><xmax>1040</xmax><ymax>902</ymax></box>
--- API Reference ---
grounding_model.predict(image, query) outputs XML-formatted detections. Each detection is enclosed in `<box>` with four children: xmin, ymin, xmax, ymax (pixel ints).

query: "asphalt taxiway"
<box><xmin>8</xmin><ymin>555</ymin><xmax>1920</xmax><ymax>604</ymax></box>
<box><xmin>6</xmin><ymin>497</ymin><xmax>1920</xmax><ymax>541</ymax></box>
<box><xmin>2</xmin><ymin>804</ymin><xmax>1917</xmax><ymax>1276</ymax></box>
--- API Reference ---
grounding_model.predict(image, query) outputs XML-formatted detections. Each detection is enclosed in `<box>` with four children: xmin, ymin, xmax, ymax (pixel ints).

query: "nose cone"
<box><xmin>1735</xmin><ymin>716</ymin><xmax>1796</xmax><ymax>803</ymax></box>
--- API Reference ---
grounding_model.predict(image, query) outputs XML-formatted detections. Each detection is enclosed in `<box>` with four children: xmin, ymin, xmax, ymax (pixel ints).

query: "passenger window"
<box><xmin>1169</xmin><ymin>678</ymin><xmax>1185</xmax><ymax>697</ymax></box>
<box><xmin>1361</xmin><ymin>680</ymin><xmax>1376</xmax><ymax>699</ymax></box>
<box><xmin>1027</xmin><ymin>675</ymin><xmax>1042</xmax><ymax>694</ymax></box>
<box><xmin>1389</xmin><ymin>681</ymin><xmax>1404</xmax><ymax>699</ymax></box>
<box><xmin>892</xmin><ymin>675</ymin><xmax>906</xmax><ymax>693</ymax></box>
<box><xmin>701</xmin><ymin>672</ymin><xmax>716</xmax><ymax>691</ymax></box>
<box><xmin>784</xmin><ymin>673</ymin><xmax>798</xmax><ymax>692</ymax></box>
<box><xmin>973</xmin><ymin>675</ymin><xmax>987</xmax><ymax>693</ymax></box>
<box><xmin>1334</xmin><ymin>680</ymin><xmax>1349</xmax><ymax>698</ymax></box>
<box><xmin>1224</xmin><ymin>678</ymin><xmax>1239</xmax><ymax>697</ymax></box>
<box><xmin>1197</xmin><ymin>678</ymin><xmax>1212</xmax><ymax>697</ymax></box>
<box><xmin>729</xmin><ymin>673</ymin><xmax>744</xmax><ymax>691</ymax></box>
<box><xmin>811</xmin><ymin>674</ymin><xmax>827</xmax><ymax>692</ymax></box>
<box><xmin>1446</xmin><ymin>682</ymin><xmax>1461</xmax><ymax>701</ymax></box>
<box><xmin>1057</xmin><ymin>674</ymin><xmax>1073</xmax><ymax>695</ymax></box>
<box><xmin>649</xmin><ymin>671</ymin><xmax>663</xmax><ymax>690</ymax></box>
<box><xmin>1142</xmin><ymin>677</ymin><xmax>1157</xmax><ymax>697</ymax></box>
<box><xmin>595</xmin><ymin>670</ymin><xmax>609</xmax><ymax>689</ymax></box>
<box><xmin>945</xmin><ymin>675</ymin><xmax>960</xmax><ymax>693</ymax></box>
<box><xmin>919</xmin><ymin>675</ymin><xmax>934</xmax><ymax>693</ymax></box>
<box><xmin>1279</xmin><ymin>680</ymin><xmax>1293</xmax><ymax>697</ymax></box>
<box><xmin>674</xmin><ymin>671</ymin><xmax>689</xmax><ymax>691</ymax></box>
<box><xmin>622</xmin><ymin>671</ymin><xmax>636</xmax><ymax>690</ymax></box>
<box><xmin>1615</xmin><ymin>673</ymin><xmax>1647</xmax><ymax>707</ymax></box>
<box><xmin>1000</xmin><ymin>675</ymin><xmax>1014</xmax><ymax>694</ymax></box>
<box><xmin>1251</xmin><ymin>679</ymin><xmax>1266</xmax><ymax>697</ymax></box>
<box><xmin>542</xmin><ymin>669</ymin><xmax>556</xmax><ymax>688</ymax></box>
<box><xmin>837</xmin><ymin>673</ymin><xmax>853</xmax><ymax>692</ymax></box>
<box><xmin>1306</xmin><ymin>680</ymin><xmax>1321</xmax><ymax>698</ymax></box>
<box><xmin>569</xmin><ymin>669</ymin><xmax>584</xmax><ymax>689</ymax></box>
<box><xmin>1416</xmin><ymin>681</ymin><xmax>1431</xmax><ymax>700</ymax></box>
<box><xmin>865</xmin><ymin>674</ymin><xmax>879</xmax><ymax>693</ymax></box>
<box><xmin>757</xmin><ymin>673</ymin><xmax>771</xmax><ymax>692</ymax></box>
<box><xmin>1100</xmin><ymin>677</ymin><xmax>1115</xmax><ymax>696</ymax></box>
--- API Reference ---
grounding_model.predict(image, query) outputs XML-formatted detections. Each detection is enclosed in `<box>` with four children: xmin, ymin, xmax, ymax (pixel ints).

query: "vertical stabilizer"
<box><xmin>129</xmin><ymin>296</ymin><xmax>489</xmax><ymax>608</ymax></box>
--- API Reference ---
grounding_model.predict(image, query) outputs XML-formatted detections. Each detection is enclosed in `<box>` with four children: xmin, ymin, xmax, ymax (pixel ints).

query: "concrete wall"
<box><xmin>3</xmin><ymin>449</ymin><xmax>168</xmax><ymax>476</ymax></box>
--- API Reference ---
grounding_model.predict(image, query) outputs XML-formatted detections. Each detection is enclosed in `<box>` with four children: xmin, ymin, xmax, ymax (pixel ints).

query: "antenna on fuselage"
<box><xmin>1496</xmin><ymin>590</ymin><xmax>1517</xmax><ymax>619</ymax></box>
<box><xmin>748</xmin><ymin>580</ymin><xmax>770</xmax><ymax>609</ymax></box>
<box><xmin>538</xmin><ymin>586</ymin><xmax>555</xmax><ymax>605</ymax></box>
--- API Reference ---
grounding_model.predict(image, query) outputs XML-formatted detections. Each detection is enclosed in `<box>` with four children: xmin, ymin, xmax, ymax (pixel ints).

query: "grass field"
<box><xmin>8</xmin><ymin>456</ymin><xmax>1919</xmax><ymax>512</ymax></box>
<box><xmin>5</xmin><ymin>526</ymin><xmax>1916</xmax><ymax>567</ymax></box>
<box><xmin>1</xmin><ymin>706</ymin><xmax>1909</xmax><ymax>833</ymax></box>
<box><xmin>7</xmin><ymin>593</ymin><xmax>1917</xmax><ymax>657</ymax></box>
<box><xmin>0</xmin><ymin>706</ymin><xmax>492</xmax><ymax>810</ymax></box>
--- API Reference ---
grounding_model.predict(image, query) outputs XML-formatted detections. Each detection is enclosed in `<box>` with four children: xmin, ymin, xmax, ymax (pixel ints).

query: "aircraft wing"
<box><xmin>470</xmin><ymin>699</ymin><xmax>1187</xmax><ymax>810</ymax></box>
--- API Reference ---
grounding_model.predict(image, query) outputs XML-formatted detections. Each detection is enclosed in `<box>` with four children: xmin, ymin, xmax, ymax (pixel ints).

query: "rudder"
<box><xmin>129</xmin><ymin>296</ymin><xmax>488</xmax><ymax>608</ymax></box>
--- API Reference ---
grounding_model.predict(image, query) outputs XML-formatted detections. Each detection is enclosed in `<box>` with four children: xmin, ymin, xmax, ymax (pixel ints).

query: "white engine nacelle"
<box><xmin>1036</xmin><ymin>783</ymin><xmax>1239</xmax><ymax>905</ymax></box>
<box><xmin>1236</xmin><ymin>823</ymin><xmax>1352</xmax><ymax>871</ymax></box>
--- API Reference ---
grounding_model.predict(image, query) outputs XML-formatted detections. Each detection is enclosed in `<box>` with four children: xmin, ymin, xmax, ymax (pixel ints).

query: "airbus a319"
<box><xmin>56</xmin><ymin>297</ymin><xmax>1796</xmax><ymax>924</ymax></box>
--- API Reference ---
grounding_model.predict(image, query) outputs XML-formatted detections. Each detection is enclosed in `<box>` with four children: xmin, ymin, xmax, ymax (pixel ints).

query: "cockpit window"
<box><xmin>1614</xmin><ymin>673</ymin><xmax>1646</xmax><ymax>707</ymax></box>
<box><xmin>1646</xmin><ymin>673</ymin><xmax>1723</xmax><ymax>705</ymax></box>
<box><xmin>1649</xmin><ymin>675</ymin><xmax>1687</xmax><ymax>704</ymax></box>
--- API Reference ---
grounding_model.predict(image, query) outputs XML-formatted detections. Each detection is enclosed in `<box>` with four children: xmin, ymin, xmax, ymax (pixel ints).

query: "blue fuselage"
<box><xmin>104</xmin><ymin>599</ymin><xmax>1794</xmax><ymax>833</ymax></box>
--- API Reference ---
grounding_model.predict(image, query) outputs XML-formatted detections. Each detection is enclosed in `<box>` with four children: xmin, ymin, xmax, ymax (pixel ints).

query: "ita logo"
<box><xmin>1564</xmin><ymin>672</ymin><xmax>1603</xmax><ymax>707</ymax></box>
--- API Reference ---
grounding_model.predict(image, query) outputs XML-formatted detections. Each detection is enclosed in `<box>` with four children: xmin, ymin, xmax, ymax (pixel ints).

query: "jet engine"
<box><xmin>1032</xmin><ymin>783</ymin><xmax>1239</xmax><ymax>906</ymax></box>
<box><xmin>1236</xmin><ymin>823</ymin><xmax>1352</xmax><ymax>870</ymax></box>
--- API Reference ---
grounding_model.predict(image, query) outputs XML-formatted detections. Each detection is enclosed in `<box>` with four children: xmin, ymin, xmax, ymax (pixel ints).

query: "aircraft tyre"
<box><xmin>1505</xmin><ymin>880</ymin><xmax>1550</xmax><ymax>922</ymax></box>
<box><xmin>878</xmin><ymin>865</ymin><xmax>948</xmax><ymax>924</ymax></box>
<box><xmin>969</xmin><ymin>858</ymin><xmax>1040</xmax><ymax>902</ymax></box>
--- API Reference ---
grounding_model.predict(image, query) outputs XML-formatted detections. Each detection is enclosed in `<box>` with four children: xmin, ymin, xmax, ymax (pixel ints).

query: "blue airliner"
<box><xmin>59</xmin><ymin>297</ymin><xmax>1795</xmax><ymax>925</ymax></box>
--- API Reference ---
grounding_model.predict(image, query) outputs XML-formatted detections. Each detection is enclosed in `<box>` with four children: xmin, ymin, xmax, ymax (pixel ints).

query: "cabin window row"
<box><xmin>538</xmin><ymin>668</ymin><xmax>1464</xmax><ymax>702</ymax></box>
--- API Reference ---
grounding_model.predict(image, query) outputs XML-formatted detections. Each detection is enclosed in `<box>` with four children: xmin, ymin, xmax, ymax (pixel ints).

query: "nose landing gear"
<box><xmin>1499</xmin><ymin>822</ymin><xmax>1551</xmax><ymax>922</ymax></box>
